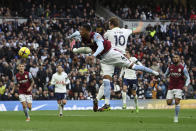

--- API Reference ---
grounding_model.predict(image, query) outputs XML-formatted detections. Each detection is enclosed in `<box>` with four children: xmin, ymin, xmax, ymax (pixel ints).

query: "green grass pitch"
<box><xmin>0</xmin><ymin>109</ymin><xmax>196</xmax><ymax>131</ymax></box>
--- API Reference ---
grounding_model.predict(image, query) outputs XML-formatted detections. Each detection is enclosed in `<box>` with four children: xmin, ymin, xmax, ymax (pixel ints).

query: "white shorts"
<box><xmin>19</xmin><ymin>94</ymin><xmax>33</xmax><ymax>103</ymax></box>
<box><xmin>100</xmin><ymin>63</ymin><xmax>115</xmax><ymax>76</ymax></box>
<box><xmin>101</xmin><ymin>49</ymin><xmax>132</xmax><ymax>68</ymax></box>
<box><xmin>166</xmin><ymin>89</ymin><xmax>183</xmax><ymax>100</ymax></box>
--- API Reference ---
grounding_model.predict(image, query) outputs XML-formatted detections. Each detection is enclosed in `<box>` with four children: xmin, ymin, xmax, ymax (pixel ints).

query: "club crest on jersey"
<box><xmin>25</xmin><ymin>75</ymin><xmax>27</xmax><ymax>78</ymax></box>
<box><xmin>178</xmin><ymin>68</ymin><xmax>181</xmax><ymax>72</ymax></box>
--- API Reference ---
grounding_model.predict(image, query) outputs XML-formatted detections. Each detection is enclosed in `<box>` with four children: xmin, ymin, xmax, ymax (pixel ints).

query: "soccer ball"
<box><xmin>18</xmin><ymin>47</ymin><xmax>30</xmax><ymax>58</ymax></box>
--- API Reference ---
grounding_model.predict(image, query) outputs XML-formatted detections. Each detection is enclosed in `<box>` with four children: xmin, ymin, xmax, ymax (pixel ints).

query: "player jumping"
<box><xmin>11</xmin><ymin>63</ymin><xmax>34</xmax><ymax>122</ymax></box>
<box><xmin>68</xmin><ymin>24</ymin><xmax>159</xmax><ymax>112</ymax></box>
<box><xmin>164</xmin><ymin>54</ymin><xmax>190</xmax><ymax>123</ymax></box>
<box><xmin>50</xmin><ymin>65</ymin><xmax>70</xmax><ymax>117</ymax></box>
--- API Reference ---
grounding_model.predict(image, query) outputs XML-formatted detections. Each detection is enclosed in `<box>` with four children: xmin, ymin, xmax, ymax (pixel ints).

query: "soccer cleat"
<box><xmin>152</xmin><ymin>71</ymin><xmax>159</xmax><ymax>76</ymax></box>
<box><xmin>26</xmin><ymin>117</ymin><xmax>30</xmax><ymax>122</ymax></box>
<box><xmin>174</xmin><ymin>116</ymin><xmax>178</xmax><ymax>123</ymax></box>
<box><xmin>93</xmin><ymin>98</ymin><xmax>98</xmax><ymax>112</ymax></box>
<box><xmin>122</xmin><ymin>104</ymin><xmax>127</xmax><ymax>109</ymax></box>
<box><xmin>136</xmin><ymin>105</ymin><xmax>139</xmax><ymax>113</ymax></box>
<box><xmin>98</xmin><ymin>104</ymin><xmax>111</xmax><ymax>112</ymax></box>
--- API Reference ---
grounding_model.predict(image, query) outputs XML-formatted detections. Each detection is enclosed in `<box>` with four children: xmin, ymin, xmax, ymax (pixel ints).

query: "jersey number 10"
<box><xmin>114</xmin><ymin>35</ymin><xmax>125</xmax><ymax>46</ymax></box>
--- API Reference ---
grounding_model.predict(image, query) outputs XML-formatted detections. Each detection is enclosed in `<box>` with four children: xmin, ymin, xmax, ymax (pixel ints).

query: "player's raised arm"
<box><xmin>67</xmin><ymin>30</ymin><xmax>81</xmax><ymax>41</ymax></box>
<box><xmin>132</xmin><ymin>21</ymin><xmax>144</xmax><ymax>34</ymax></box>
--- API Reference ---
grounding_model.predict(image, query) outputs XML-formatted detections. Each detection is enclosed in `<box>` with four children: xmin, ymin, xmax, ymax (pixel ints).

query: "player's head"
<box><xmin>80</xmin><ymin>24</ymin><xmax>91</xmax><ymax>38</ymax></box>
<box><xmin>18</xmin><ymin>63</ymin><xmax>25</xmax><ymax>73</ymax></box>
<box><xmin>57</xmin><ymin>65</ymin><xmax>63</xmax><ymax>74</ymax></box>
<box><xmin>109</xmin><ymin>17</ymin><xmax>120</xmax><ymax>29</ymax></box>
<box><xmin>172</xmin><ymin>54</ymin><xmax>180</xmax><ymax>65</ymax></box>
<box><xmin>125</xmin><ymin>50</ymin><xmax>131</xmax><ymax>58</ymax></box>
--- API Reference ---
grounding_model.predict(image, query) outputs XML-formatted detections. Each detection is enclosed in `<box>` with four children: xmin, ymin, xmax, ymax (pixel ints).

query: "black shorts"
<box><xmin>55</xmin><ymin>93</ymin><xmax>67</xmax><ymax>100</ymax></box>
<box><xmin>123</xmin><ymin>79</ymin><xmax>138</xmax><ymax>91</ymax></box>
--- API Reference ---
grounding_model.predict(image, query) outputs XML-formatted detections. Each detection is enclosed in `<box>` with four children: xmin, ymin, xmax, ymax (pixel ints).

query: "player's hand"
<box><xmin>10</xmin><ymin>90</ymin><xmax>14</xmax><ymax>94</ymax></box>
<box><xmin>27</xmin><ymin>87</ymin><xmax>32</xmax><ymax>92</ymax></box>
<box><xmin>183</xmin><ymin>86</ymin><xmax>188</xmax><ymax>92</ymax></box>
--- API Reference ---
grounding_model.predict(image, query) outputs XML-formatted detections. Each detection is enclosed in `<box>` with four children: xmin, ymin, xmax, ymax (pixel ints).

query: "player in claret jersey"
<box><xmin>11</xmin><ymin>63</ymin><xmax>34</xmax><ymax>122</ymax></box>
<box><xmin>164</xmin><ymin>54</ymin><xmax>190</xmax><ymax>123</ymax></box>
<box><xmin>68</xmin><ymin>24</ymin><xmax>159</xmax><ymax>112</ymax></box>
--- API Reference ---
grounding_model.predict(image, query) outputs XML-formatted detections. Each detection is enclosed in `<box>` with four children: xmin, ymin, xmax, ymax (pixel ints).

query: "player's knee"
<box><xmin>167</xmin><ymin>100</ymin><xmax>172</xmax><ymax>105</ymax></box>
<box><xmin>132</xmin><ymin>91</ymin><xmax>136</xmax><ymax>96</ymax></box>
<box><xmin>175</xmin><ymin>100</ymin><xmax>180</xmax><ymax>105</ymax></box>
<box><xmin>122</xmin><ymin>86</ymin><xmax>127</xmax><ymax>92</ymax></box>
<box><xmin>167</xmin><ymin>101</ymin><xmax>172</xmax><ymax>105</ymax></box>
<box><xmin>62</xmin><ymin>100</ymin><xmax>67</xmax><ymax>104</ymax></box>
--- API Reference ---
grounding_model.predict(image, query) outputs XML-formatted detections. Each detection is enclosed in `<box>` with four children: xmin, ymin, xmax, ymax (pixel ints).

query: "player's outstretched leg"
<box><xmin>98</xmin><ymin>79</ymin><xmax>111</xmax><ymax>112</ymax></box>
<box><xmin>131</xmin><ymin>64</ymin><xmax>159</xmax><ymax>76</ymax></box>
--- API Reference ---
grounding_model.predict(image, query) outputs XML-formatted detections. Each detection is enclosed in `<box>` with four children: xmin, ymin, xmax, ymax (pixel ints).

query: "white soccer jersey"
<box><xmin>104</xmin><ymin>27</ymin><xmax>132</xmax><ymax>54</ymax></box>
<box><xmin>51</xmin><ymin>72</ymin><xmax>70</xmax><ymax>93</ymax></box>
<box><xmin>120</xmin><ymin>57</ymin><xmax>142</xmax><ymax>79</ymax></box>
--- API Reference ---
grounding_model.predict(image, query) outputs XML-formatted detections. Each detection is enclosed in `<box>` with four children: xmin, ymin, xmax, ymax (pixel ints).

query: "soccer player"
<box><xmin>11</xmin><ymin>63</ymin><xmax>34</xmax><ymax>122</ymax></box>
<box><xmin>69</xmin><ymin>24</ymin><xmax>159</xmax><ymax>112</ymax></box>
<box><xmin>95</xmin><ymin>17</ymin><xmax>145</xmax><ymax>111</ymax></box>
<box><xmin>120</xmin><ymin>51</ymin><xmax>142</xmax><ymax>112</ymax></box>
<box><xmin>164</xmin><ymin>54</ymin><xmax>190</xmax><ymax>123</ymax></box>
<box><xmin>50</xmin><ymin>65</ymin><xmax>70</xmax><ymax>117</ymax></box>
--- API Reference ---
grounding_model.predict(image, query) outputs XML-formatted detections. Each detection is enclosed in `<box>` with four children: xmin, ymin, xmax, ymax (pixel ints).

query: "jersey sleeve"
<box><xmin>127</xmin><ymin>29</ymin><xmax>132</xmax><ymax>36</ymax></box>
<box><xmin>103</xmin><ymin>31</ymin><xmax>109</xmax><ymax>40</ymax></box>
<box><xmin>14</xmin><ymin>76</ymin><xmax>18</xmax><ymax>85</ymax></box>
<box><xmin>92</xmin><ymin>33</ymin><xmax>104</xmax><ymax>57</ymax></box>
<box><xmin>28</xmin><ymin>72</ymin><xmax>33</xmax><ymax>80</ymax></box>
<box><xmin>64</xmin><ymin>73</ymin><xmax>70</xmax><ymax>85</ymax></box>
<box><xmin>67</xmin><ymin>31</ymin><xmax>81</xmax><ymax>41</ymax></box>
<box><xmin>183</xmin><ymin>67</ymin><xmax>190</xmax><ymax>86</ymax></box>
<box><xmin>164</xmin><ymin>67</ymin><xmax>170</xmax><ymax>78</ymax></box>
<box><xmin>50</xmin><ymin>74</ymin><xmax>56</xmax><ymax>85</ymax></box>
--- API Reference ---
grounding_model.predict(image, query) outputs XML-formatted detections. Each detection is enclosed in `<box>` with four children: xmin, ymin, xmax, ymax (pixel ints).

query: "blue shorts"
<box><xmin>55</xmin><ymin>93</ymin><xmax>67</xmax><ymax>100</ymax></box>
<box><xmin>123</xmin><ymin>79</ymin><xmax>138</xmax><ymax>91</ymax></box>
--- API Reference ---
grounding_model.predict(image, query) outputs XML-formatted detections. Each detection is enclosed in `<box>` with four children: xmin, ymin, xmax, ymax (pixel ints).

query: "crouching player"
<box><xmin>50</xmin><ymin>65</ymin><xmax>70</xmax><ymax>117</ymax></box>
<box><xmin>164</xmin><ymin>54</ymin><xmax>190</xmax><ymax>123</ymax></box>
<box><xmin>11</xmin><ymin>63</ymin><xmax>34</xmax><ymax>122</ymax></box>
<box><xmin>120</xmin><ymin>51</ymin><xmax>141</xmax><ymax>112</ymax></box>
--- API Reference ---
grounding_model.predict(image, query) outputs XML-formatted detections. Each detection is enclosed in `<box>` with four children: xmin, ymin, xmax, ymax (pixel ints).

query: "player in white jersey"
<box><xmin>95</xmin><ymin>17</ymin><xmax>158</xmax><ymax>111</ymax></box>
<box><xmin>120</xmin><ymin>51</ymin><xmax>142</xmax><ymax>112</ymax></box>
<box><xmin>50</xmin><ymin>65</ymin><xmax>70</xmax><ymax>117</ymax></box>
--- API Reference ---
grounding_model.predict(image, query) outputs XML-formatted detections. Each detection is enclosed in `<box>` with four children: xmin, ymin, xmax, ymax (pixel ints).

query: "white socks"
<box><xmin>122</xmin><ymin>91</ymin><xmax>127</xmax><ymax>104</ymax></box>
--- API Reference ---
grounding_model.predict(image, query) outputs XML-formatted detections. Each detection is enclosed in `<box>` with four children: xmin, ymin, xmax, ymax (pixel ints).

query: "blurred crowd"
<box><xmin>0</xmin><ymin>0</ymin><xmax>196</xmax><ymax>101</ymax></box>
<box><xmin>0</xmin><ymin>0</ymin><xmax>95</xmax><ymax>19</ymax></box>
<box><xmin>101</xmin><ymin>0</ymin><xmax>196</xmax><ymax>20</ymax></box>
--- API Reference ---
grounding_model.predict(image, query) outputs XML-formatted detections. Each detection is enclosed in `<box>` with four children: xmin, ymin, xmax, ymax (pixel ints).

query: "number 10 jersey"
<box><xmin>104</xmin><ymin>27</ymin><xmax>132</xmax><ymax>54</ymax></box>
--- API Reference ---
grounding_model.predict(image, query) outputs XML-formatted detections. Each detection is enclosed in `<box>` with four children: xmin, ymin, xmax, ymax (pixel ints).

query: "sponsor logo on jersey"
<box><xmin>170</xmin><ymin>72</ymin><xmax>181</xmax><ymax>77</ymax></box>
<box><xmin>19</xmin><ymin>79</ymin><xmax>28</xmax><ymax>84</ymax></box>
